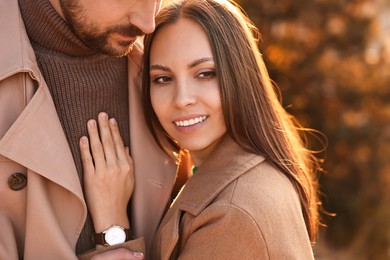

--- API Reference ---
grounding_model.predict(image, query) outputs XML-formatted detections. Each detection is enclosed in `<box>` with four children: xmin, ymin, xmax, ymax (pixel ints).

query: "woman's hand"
<box><xmin>80</xmin><ymin>112</ymin><xmax>133</xmax><ymax>233</ymax></box>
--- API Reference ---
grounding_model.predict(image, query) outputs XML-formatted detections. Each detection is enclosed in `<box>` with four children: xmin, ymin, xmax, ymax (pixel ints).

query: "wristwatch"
<box><xmin>94</xmin><ymin>225</ymin><xmax>131</xmax><ymax>246</ymax></box>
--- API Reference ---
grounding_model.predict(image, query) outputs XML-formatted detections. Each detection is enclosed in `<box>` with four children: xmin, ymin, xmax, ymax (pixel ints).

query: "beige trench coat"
<box><xmin>151</xmin><ymin>136</ymin><xmax>315</xmax><ymax>260</ymax></box>
<box><xmin>0</xmin><ymin>0</ymin><xmax>177</xmax><ymax>258</ymax></box>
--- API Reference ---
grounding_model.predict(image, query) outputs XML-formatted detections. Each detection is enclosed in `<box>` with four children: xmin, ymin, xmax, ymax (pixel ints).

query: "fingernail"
<box><xmin>133</xmin><ymin>252</ymin><xmax>144</xmax><ymax>258</ymax></box>
<box><xmin>100</xmin><ymin>112</ymin><xmax>108</xmax><ymax>120</ymax></box>
<box><xmin>80</xmin><ymin>136</ymin><xmax>88</xmax><ymax>144</ymax></box>
<box><xmin>110</xmin><ymin>118</ymin><xmax>117</xmax><ymax>125</ymax></box>
<box><xmin>88</xmin><ymin>120</ymin><xmax>96</xmax><ymax>128</ymax></box>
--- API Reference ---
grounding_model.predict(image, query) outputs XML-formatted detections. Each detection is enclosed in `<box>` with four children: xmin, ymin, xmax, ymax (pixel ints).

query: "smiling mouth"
<box><xmin>174</xmin><ymin>116</ymin><xmax>207</xmax><ymax>127</ymax></box>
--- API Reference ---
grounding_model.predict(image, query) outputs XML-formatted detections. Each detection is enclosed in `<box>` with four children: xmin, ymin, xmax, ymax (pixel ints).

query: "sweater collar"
<box><xmin>19</xmin><ymin>0</ymin><xmax>97</xmax><ymax>57</ymax></box>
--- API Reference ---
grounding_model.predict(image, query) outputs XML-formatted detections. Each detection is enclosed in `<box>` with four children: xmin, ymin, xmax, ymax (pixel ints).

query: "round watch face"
<box><xmin>105</xmin><ymin>226</ymin><xmax>126</xmax><ymax>246</ymax></box>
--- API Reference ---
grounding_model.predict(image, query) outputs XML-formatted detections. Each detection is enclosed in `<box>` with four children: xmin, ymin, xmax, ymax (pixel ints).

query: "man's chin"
<box><xmin>95</xmin><ymin>44</ymin><xmax>132</xmax><ymax>57</ymax></box>
<box><xmin>115</xmin><ymin>42</ymin><xmax>136</xmax><ymax>57</ymax></box>
<box><xmin>100</xmin><ymin>40</ymin><xmax>135</xmax><ymax>57</ymax></box>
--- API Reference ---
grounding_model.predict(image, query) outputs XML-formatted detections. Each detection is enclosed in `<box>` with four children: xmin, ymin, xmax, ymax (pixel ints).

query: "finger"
<box><xmin>87</xmin><ymin>119</ymin><xmax>106</xmax><ymax>168</ymax></box>
<box><xmin>79</xmin><ymin>136</ymin><xmax>95</xmax><ymax>177</ymax></box>
<box><xmin>125</xmin><ymin>147</ymin><xmax>134</xmax><ymax>183</ymax></box>
<box><xmin>109</xmin><ymin>118</ymin><xmax>127</xmax><ymax>162</ymax></box>
<box><xmin>125</xmin><ymin>147</ymin><xmax>134</xmax><ymax>166</ymax></box>
<box><xmin>91</xmin><ymin>249</ymin><xmax>144</xmax><ymax>260</ymax></box>
<box><xmin>97</xmin><ymin>112</ymin><xmax>117</xmax><ymax>165</ymax></box>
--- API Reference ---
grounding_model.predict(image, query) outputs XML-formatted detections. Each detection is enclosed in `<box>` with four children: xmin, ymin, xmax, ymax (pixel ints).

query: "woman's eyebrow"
<box><xmin>188</xmin><ymin>57</ymin><xmax>214</xmax><ymax>68</ymax></box>
<box><xmin>150</xmin><ymin>64</ymin><xmax>171</xmax><ymax>71</ymax></box>
<box><xmin>150</xmin><ymin>57</ymin><xmax>214</xmax><ymax>71</ymax></box>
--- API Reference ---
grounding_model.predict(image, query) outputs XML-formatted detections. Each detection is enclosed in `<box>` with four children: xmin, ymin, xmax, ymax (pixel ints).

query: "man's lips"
<box><xmin>112</xmin><ymin>32</ymin><xmax>138</xmax><ymax>42</ymax></box>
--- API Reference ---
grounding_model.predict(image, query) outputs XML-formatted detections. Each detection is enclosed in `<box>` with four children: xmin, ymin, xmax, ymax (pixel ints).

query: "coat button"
<box><xmin>8</xmin><ymin>173</ymin><xmax>27</xmax><ymax>191</ymax></box>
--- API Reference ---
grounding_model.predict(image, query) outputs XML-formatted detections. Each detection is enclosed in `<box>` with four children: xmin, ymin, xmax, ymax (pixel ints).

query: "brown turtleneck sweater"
<box><xmin>19</xmin><ymin>0</ymin><xmax>130</xmax><ymax>254</ymax></box>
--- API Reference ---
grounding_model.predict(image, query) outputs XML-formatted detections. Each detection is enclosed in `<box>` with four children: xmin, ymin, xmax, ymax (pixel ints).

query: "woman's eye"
<box><xmin>198</xmin><ymin>71</ymin><xmax>216</xmax><ymax>79</ymax></box>
<box><xmin>151</xmin><ymin>75</ymin><xmax>171</xmax><ymax>84</ymax></box>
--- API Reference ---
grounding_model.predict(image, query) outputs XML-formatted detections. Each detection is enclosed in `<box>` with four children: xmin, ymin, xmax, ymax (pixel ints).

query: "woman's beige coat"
<box><xmin>0</xmin><ymin>0</ymin><xmax>177</xmax><ymax>258</ymax></box>
<box><xmin>151</xmin><ymin>136</ymin><xmax>314</xmax><ymax>260</ymax></box>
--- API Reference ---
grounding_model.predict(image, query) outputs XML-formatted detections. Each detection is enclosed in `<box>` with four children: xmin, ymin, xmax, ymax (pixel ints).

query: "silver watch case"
<box><xmin>104</xmin><ymin>225</ymin><xmax>126</xmax><ymax>246</ymax></box>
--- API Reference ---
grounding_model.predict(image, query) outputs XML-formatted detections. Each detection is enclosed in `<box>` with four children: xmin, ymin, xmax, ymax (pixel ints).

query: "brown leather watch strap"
<box><xmin>94</xmin><ymin>226</ymin><xmax>131</xmax><ymax>246</ymax></box>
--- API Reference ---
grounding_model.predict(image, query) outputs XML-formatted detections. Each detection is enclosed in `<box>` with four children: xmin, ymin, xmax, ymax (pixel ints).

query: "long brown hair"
<box><xmin>142</xmin><ymin>0</ymin><xmax>321</xmax><ymax>242</ymax></box>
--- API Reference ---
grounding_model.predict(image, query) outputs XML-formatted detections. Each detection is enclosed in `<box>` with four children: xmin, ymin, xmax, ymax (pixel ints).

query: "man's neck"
<box><xmin>19</xmin><ymin>0</ymin><xmax>97</xmax><ymax>56</ymax></box>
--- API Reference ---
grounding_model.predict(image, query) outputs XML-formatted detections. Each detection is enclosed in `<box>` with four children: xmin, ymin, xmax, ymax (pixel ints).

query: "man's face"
<box><xmin>51</xmin><ymin>0</ymin><xmax>162</xmax><ymax>56</ymax></box>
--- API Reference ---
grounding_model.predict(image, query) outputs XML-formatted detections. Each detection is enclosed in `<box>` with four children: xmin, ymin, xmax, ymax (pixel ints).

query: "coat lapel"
<box><xmin>155</xmin><ymin>207</ymin><xmax>181</xmax><ymax>260</ymax></box>
<box><xmin>0</xmin><ymin>81</ymin><xmax>85</xmax><ymax>202</ymax></box>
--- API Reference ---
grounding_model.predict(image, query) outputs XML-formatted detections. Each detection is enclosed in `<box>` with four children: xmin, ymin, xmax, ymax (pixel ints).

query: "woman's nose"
<box><xmin>174</xmin><ymin>81</ymin><xmax>197</xmax><ymax>109</ymax></box>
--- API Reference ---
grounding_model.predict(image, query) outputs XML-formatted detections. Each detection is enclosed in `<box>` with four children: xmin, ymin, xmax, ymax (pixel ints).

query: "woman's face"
<box><xmin>149</xmin><ymin>18</ymin><xmax>227</xmax><ymax>166</ymax></box>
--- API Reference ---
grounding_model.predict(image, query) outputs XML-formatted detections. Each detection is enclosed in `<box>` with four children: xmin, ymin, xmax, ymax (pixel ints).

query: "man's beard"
<box><xmin>59</xmin><ymin>0</ymin><xmax>143</xmax><ymax>56</ymax></box>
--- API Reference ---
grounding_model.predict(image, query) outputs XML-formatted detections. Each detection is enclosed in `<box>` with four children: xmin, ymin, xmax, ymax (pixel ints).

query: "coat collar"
<box><xmin>0</xmin><ymin>0</ymin><xmax>41</xmax><ymax>81</ymax></box>
<box><xmin>0</xmin><ymin>0</ymin><xmax>84</xmax><ymax>202</ymax></box>
<box><xmin>0</xmin><ymin>85</ymin><xmax>85</xmax><ymax>201</ymax></box>
<box><xmin>173</xmin><ymin>135</ymin><xmax>265</xmax><ymax>216</ymax></box>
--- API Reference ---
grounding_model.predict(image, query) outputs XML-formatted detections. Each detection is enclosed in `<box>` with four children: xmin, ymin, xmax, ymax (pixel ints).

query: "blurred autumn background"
<box><xmin>236</xmin><ymin>0</ymin><xmax>390</xmax><ymax>259</ymax></box>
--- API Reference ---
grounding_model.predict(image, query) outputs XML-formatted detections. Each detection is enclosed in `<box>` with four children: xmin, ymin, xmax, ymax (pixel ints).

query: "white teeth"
<box><xmin>175</xmin><ymin>116</ymin><xmax>207</xmax><ymax>127</ymax></box>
